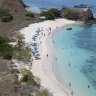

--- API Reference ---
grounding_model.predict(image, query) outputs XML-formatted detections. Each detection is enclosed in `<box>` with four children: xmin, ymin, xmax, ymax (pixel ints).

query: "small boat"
<box><xmin>66</xmin><ymin>27</ymin><xmax>72</xmax><ymax>30</ymax></box>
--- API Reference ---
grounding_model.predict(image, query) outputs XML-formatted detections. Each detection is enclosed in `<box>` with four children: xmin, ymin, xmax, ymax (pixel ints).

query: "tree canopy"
<box><xmin>62</xmin><ymin>8</ymin><xmax>79</xmax><ymax>20</ymax></box>
<box><xmin>40</xmin><ymin>8</ymin><xmax>61</xmax><ymax>20</ymax></box>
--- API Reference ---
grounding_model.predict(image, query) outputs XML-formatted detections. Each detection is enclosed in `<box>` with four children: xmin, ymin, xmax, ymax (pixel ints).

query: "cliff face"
<box><xmin>75</xmin><ymin>8</ymin><xmax>94</xmax><ymax>21</ymax></box>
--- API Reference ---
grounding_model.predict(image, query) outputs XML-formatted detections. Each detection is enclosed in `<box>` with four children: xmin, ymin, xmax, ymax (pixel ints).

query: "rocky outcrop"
<box><xmin>75</xmin><ymin>8</ymin><xmax>94</xmax><ymax>21</ymax></box>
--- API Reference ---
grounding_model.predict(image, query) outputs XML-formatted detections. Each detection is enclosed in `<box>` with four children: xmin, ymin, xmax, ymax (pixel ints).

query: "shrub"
<box><xmin>0</xmin><ymin>36</ymin><xmax>14</xmax><ymax>59</ymax></box>
<box><xmin>14</xmin><ymin>46</ymin><xmax>31</xmax><ymax>61</ymax></box>
<box><xmin>25</xmin><ymin>12</ymin><xmax>34</xmax><ymax>18</ymax></box>
<box><xmin>20</xmin><ymin>69</ymin><xmax>41</xmax><ymax>88</ymax></box>
<box><xmin>37</xmin><ymin>89</ymin><xmax>53</xmax><ymax>96</ymax></box>
<box><xmin>0</xmin><ymin>36</ymin><xmax>7</xmax><ymax>44</ymax></box>
<box><xmin>0</xmin><ymin>44</ymin><xmax>13</xmax><ymax>59</ymax></box>
<box><xmin>1</xmin><ymin>15</ymin><xmax>13</xmax><ymax>22</ymax></box>
<box><xmin>0</xmin><ymin>8</ymin><xmax>13</xmax><ymax>22</ymax></box>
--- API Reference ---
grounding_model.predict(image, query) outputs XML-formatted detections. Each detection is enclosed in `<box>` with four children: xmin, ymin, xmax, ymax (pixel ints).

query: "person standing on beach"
<box><xmin>69</xmin><ymin>82</ymin><xmax>71</xmax><ymax>87</ymax></box>
<box><xmin>47</xmin><ymin>54</ymin><xmax>48</xmax><ymax>57</ymax></box>
<box><xmin>71</xmin><ymin>91</ymin><xmax>73</xmax><ymax>96</ymax></box>
<box><xmin>49</xmin><ymin>27</ymin><xmax>51</xmax><ymax>31</ymax></box>
<box><xmin>55</xmin><ymin>57</ymin><xmax>57</xmax><ymax>60</ymax></box>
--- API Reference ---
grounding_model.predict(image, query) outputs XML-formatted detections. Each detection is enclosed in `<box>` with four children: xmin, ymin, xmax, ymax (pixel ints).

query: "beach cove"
<box><xmin>20</xmin><ymin>19</ymin><xmax>77</xmax><ymax>96</ymax></box>
<box><xmin>20</xmin><ymin>19</ymin><xmax>96</xmax><ymax>96</ymax></box>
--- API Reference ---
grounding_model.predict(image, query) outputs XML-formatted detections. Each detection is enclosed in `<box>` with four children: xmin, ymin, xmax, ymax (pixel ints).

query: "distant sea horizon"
<box><xmin>23</xmin><ymin>0</ymin><xmax>96</xmax><ymax>17</ymax></box>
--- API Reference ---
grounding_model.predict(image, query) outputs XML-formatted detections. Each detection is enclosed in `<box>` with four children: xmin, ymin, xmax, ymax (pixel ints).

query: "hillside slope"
<box><xmin>0</xmin><ymin>0</ymin><xmax>37</xmax><ymax>36</ymax></box>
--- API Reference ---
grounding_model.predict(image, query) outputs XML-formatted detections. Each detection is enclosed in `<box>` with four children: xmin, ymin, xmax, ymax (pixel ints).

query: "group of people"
<box><xmin>27</xmin><ymin>28</ymin><xmax>43</xmax><ymax>60</ymax></box>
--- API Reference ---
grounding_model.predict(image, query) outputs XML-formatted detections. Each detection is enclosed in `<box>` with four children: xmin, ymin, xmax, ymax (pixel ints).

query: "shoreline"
<box><xmin>20</xmin><ymin>19</ymin><xmax>80</xmax><ymax>96</ymax></box>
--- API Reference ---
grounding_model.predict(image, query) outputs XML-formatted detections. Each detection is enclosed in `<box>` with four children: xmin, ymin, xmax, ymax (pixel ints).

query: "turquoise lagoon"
<box><xmin>52</xmin><ymin>24</ymin><xmax>96</xmax><ymax>96</ymax></box>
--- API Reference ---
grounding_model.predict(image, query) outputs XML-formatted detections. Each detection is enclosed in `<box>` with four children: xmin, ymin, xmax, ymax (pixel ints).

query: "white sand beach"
<box><xmin>20</xmin><ymin>19</ymin><xmax>78</xmax><ymax>96</ymax></box>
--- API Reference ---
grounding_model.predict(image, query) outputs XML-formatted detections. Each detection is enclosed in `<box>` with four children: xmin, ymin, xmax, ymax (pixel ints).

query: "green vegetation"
<box><xmin>20</xmin><ymin>69</ymin><xmax>40</xmax><ymax>88</ymax></box>
<box><xmin>0</xmin><ymin>8</ymin><xmax>13</xmax><ymax>22</ymax></box>
<box><xmin>40</xmin><ymin>11</ymin><xmax>54</xmax><ymax>20</ymax></box>
<box><xmin>0</xmin><ymin>32</ymin><xmax>31</xmax><ymax>61</ymax></box>
<box><xmin>40</xmin><ymin>8</ymin><xmax>61</xmax><ymax>20</ymax></box>
<box><xmin>0</xmin><ymin>36</ymin><xmax>14</xmax><ymax>59</ymax></box>
<box><xmin>12</xmin><ymin>32</ymin><xmax>31</xmax><ymax>62</ymax></box>
<box><xmin>62</xmin><ymin>8</ymin><xmax>79</xmax><ymax>20</ymax></box>
<box><xmin>25</xmin><ymin>12</ymin><xmax>34</xmax><ymax>18</ymax></box>
<box><xmin>37</xmin><ymin>89</ymin><xmax>53</xmax><ymax>96</ymax></box>
<box><xmin>14</xmin><ymin>46</ymin><xmax>31</xmax><ymax>61</ymax></box>
<box><xmin>48</xmin><ymin>8</ymin><xmax>61</xmax><ymax>18</ymax></box>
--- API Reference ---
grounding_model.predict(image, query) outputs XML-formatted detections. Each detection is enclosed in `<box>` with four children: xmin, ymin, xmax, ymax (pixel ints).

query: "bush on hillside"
<box><xmin>1</xmin><ymin>15</ymin><xmax>13</xmax><ymax>22</ymax></box>
<box><xmin>0</xmin><ymin>36</ymin><xmax>14</xmax><ymax>59</ymax></box>
<box><xmin>62</xmin><ymin>8</ymin><xmax>79</xmax><ymax>20</ymax></box>
<box><xmin>25</xmin><ymin>12</ymin><xmax>34</xmax><ymax>18</ymax></box>
<box><xmin>0</xmin><ymin>44</ymin><xmax>14</xmax><ymax>59</ymax></box>
<box><xmin>37</xmin><ymin>89</ymin><xmax>53</xmax><ymax>96</ymax></box>
<box><xmin>48</xmin><ymin>8</ymin><xmax>61</xmax><ymax>18</ymax></box>
<box><xmin>0</xmin><ymin>8</ymin><xmax>13</xmax><ymax>22</ymax></box>
<box><xmin>20</xmin><ymin>69</ymin><xmax>41</xmax><ymax>88</ymax></box>
<box><xmin>0</xmin><ymin>36</ymin><xmax>7</xmax><ymax>44</ymax></box>
<box><xmin>14</xmin><ymin>46</ymin><xmax>31</xmax><ymax>61</ymax></box>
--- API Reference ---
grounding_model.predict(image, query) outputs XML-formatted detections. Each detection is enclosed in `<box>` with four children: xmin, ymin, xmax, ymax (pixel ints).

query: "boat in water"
<box><xmin>66</xmin><ymin>27</ymin><xmax>72</xmax><ymax>30</ymax></box>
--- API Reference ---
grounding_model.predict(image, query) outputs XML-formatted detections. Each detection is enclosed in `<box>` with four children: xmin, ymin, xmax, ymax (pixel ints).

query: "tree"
<box><xmin>0</xmin><ymin>36</ymin><xmax>14</xmax><ymax>59</ymax></box>
<box><xmin>48</xmin><ymin>8</ymin><xmax>61</xmax><ymax>18</ymax></box>
<box><xmin>62</xmin><ymin>8</ymin><xmax>79</xmax><ymax>20</ymax></box>
<box><xmin>40</xmin><ymin>8</ymin><xmax>61</xmax><ymax>20</ymax></box>
<box><xmin>40</xmin><ymin>11</ymin><xmax>54</xmax><ymax>20</ymax></box>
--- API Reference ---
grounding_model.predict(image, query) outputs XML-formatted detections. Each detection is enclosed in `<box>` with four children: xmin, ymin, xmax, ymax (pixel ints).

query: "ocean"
<box><xmin>23</xmin><ymin>0</ymin><xmax>96</xmax><ymax>17</ymax></box>
<box><xmin>52</xmin><ymin>24</ymin><xmax>96</xmax><ymax>96</ymax></box>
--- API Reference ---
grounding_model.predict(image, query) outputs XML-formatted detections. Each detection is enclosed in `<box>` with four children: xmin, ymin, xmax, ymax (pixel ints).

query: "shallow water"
<box><xmin>52</xmin><ymin>24</ymin><xmax>96</xmax><ymax>96</ymax></box>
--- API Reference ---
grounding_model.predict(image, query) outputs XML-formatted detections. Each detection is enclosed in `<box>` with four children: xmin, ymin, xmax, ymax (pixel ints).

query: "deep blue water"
<box><xmin>52</xmin><ymin>24</ymin><xmax>96</xmax><ymax>96</ymax></box>
<box><xmin>23</xmin><ymin>0</ymin><xmax>96</xmax><ymax>17</ymax></box>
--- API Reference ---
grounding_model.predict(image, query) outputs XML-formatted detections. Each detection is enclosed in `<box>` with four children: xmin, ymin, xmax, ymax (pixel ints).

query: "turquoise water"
<box><xmin>52</xmin><ymin>24</ymin><xmax>96</xmax><ymax>96</ymax></box>
<box><xmin>23</xmin><ymin>0</ymin><xmax>96</xmax><ymax>17</ymax></box>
